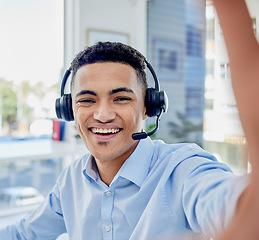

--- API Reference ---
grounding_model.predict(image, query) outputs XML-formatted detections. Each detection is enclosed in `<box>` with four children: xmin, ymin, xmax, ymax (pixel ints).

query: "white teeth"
<box><xmin>91</xmin><ymin>128</ymin><xmax>120</xmax><ymax>134</ymax></box>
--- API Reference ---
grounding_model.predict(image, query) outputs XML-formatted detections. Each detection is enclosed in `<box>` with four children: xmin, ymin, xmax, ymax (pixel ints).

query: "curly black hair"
<box><xmin>70</xmin><ymin>42</ymin><xmax>148</xmax><ymax>94</ymax></box>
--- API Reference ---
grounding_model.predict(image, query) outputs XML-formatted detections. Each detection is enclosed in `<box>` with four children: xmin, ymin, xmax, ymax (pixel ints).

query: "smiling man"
<box><xmin>72</xmin><ymin>61</ymin><xmax>147</xmax><ymax>185</ymax></box>
<box><xmin>0</xmin><ymin>42</ymin><xmax>250</xmax><ymax>240</ymax></box>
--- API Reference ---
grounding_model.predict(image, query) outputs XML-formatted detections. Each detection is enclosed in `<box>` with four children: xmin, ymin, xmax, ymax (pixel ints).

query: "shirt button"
<box><xmin>105</xmin><ymin>191</ymin><xmax>112</xmax><ymax>197</ymax></box>
<box><xmin>105</xmin><ymin>226</ymin><xmax>111</xmax><ymax>232</ymax></box>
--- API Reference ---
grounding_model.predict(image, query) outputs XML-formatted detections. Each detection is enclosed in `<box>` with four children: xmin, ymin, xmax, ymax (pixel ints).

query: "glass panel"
<box><xmin>204</xmin><ymin>1</ymin><xmax>249</xmax><ymax>174</ymax></box>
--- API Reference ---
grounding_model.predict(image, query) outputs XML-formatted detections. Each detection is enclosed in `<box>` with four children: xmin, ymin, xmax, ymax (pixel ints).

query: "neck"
<box><xmin>95</xmin><ymin>158</ymin><xmax>125</xmax><ymax>186</ymax></box>
<box><xmin>93</xmin><ymin>140</ymin><xmax>140</xmax><ymax>186</ymax></box>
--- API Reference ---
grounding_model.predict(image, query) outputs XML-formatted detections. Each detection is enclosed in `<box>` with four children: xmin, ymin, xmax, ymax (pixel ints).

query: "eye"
<box><xmin>78</xmin><ymin>98</ymin><xmax>96</xmax><ymax>104</ymax></box>
<box><xmin>114</xmin><ymin>96</ymin><xmax>132</xmax><ymax>102</ymax></box>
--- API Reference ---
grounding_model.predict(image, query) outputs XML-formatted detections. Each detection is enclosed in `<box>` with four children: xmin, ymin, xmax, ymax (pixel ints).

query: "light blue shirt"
<box><xmin>0</xmin><ymin>137</ymin><xmax>249</xmax><ymax>239</ymax></box>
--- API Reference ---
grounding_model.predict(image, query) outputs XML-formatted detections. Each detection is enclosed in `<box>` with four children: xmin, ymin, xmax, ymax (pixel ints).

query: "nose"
<box><xmin>93</xmin><ymin>101</ymin><xmax>116</xmax><ymax>123</ymax></box>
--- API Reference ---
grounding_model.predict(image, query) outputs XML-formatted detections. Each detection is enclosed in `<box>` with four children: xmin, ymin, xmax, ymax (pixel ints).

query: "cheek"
<box><xmin>126</xmin><ymin>106</ymin><xmax>146</xmax><ymax>127</ymax></box>
<box><xmin>73</xmin><ymin>104</ymin><xmax>85</xmax><ymax>119</ymax></box>
<box><xmin>73</xmin><ymin>107</ymin><xmax>87</xmax><ymax>129</ymax></box>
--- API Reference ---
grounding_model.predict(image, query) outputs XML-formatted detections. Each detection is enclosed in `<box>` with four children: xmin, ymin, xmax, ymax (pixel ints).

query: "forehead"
<box><xmin>72</xmin><ymin>62</ymin><xmax>141</xmax><ymax>91</ymax></box>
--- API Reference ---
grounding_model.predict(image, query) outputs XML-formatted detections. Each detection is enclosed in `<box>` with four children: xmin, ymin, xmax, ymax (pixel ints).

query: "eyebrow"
<box><xmin>110</xmin><ymin>87</ymin><xmax>134</xmax><ymax>95</ymax></box>
<box><xmin>75</xmin><ymin>87</ymin><xmax>134</xmax><ymax>98</ymax></box>
<box><xmin>75</xmin><ymin>90</ymin><xmax>97</xmax><ymax>98</ymax></box>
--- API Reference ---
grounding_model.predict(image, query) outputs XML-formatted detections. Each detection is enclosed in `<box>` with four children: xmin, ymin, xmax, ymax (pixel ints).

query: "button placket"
<box><xmin>105</xmin><ymin>190</ymin><xmax>112</xmax><ymax>197</ymax></box>
<box><xmin>105</xmin><ymin>226</ymin><xmax>111</xmax><ymax>232</ymax></box>
<box><xmin>101</xmin><ymin>188</ymin><xmax>114</xmax><ymax>239</ymax></box>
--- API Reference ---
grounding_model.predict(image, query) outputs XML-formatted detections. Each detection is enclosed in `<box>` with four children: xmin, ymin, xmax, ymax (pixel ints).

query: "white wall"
<box><xmin>64</xmin><ymin>0</ymin><xmax>147</xmax><ymax>68</ymax></box>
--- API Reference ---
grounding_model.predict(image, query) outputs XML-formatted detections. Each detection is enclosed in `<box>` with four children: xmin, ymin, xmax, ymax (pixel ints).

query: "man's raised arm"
<box><xmin>213</xmin><ymin>0</ymin><xmax>259</xmax><ymax>239</ymax></box>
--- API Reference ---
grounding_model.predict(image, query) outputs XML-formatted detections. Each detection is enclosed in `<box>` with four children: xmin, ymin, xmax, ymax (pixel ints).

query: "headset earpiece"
<box><xmin>145</xmin><ymin>88</ymin><xmax>156</xmax><ymax>117</ymax></box>
<box><xmin>145</xmin><ymin>87</ymin><xmax>168</xmax><ymax>117</ymax></box>
<box><xmin>55</xmin><ymin>93</ymin><xmax>74</xmax><ymax>121</ymax></box>
<box><xmin>55</xmin><ymin>67</ymin><xmax>74</xmax><ymax>121</ymax></box>
<box><xmin>144</xmin><ymin>59</ymin><xmax>168</xmax><ymax>118</ymax></box>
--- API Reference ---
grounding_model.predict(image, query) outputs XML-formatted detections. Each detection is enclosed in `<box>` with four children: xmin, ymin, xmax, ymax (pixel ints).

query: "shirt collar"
<box><xmin>117</xmin><ymin>137</ymin><xmax>155</xmax><ymax>187</ymax></box>
<box><xmin>84</xmin><ymin>155</ymin><xmax>99</xmax><ymax>182</ymax></box>
<box><xmin>83</xmin><ymin>137</ymin><xmax>155</xmax><ymax>187</ymax></box>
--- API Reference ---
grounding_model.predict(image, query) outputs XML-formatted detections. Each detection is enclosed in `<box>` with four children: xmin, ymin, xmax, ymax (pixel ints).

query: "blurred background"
<box><xmin>0</xmin><ymin>0</ymin><xmax>258</xmax><ymax>237</ymax></box>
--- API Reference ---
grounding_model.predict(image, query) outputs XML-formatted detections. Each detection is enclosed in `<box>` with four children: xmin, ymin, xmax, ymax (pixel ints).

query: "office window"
<box><xmin>186</xmin><ymin>25</ymin><xmax>203</xmax><ymax>57</ymax></box>
<box><xmin>0</xmin><ymin>0</ymin><xmax>63</xmax><ymax>140</ymax></box>
<box><xmin>186</xmin><ymin>88</ymin><xmax>204</xmax><ymax>117</ymax></box>
<box><xmin>0</xmin><ymin>0</ymin><xmax>64</xmax><ymax>227</ymax></box>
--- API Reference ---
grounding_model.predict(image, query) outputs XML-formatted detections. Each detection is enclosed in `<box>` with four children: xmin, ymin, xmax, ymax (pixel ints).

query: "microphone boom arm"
<box><xmin>132</xmin><ymin>110</ymin><xmax>163</xmax><ymax>140</ymax></box>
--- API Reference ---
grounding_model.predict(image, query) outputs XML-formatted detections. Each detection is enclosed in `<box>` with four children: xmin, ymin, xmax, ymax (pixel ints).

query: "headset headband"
<box><xmin>59</xmin><ymin>60</ymin><xmax>159</xmax><ymax>97</ymax></box>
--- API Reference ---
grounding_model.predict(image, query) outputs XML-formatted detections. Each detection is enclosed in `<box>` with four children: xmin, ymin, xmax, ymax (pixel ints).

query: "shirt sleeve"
<box><xmin>0</xmin><ymin>183</ymin><xmax>67</xmax><ymax>240</ymax></box>
<box><xmin>182</xmin><ymin>157</ymin><xmax>250</xmax><ymax>238</ymax></box>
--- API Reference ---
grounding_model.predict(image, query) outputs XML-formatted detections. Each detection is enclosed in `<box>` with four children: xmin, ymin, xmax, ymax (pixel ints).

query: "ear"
<box><xmin>143</xmin><ymin>107</ymin><xmax>148</xmax><ymax>120</ymax></box>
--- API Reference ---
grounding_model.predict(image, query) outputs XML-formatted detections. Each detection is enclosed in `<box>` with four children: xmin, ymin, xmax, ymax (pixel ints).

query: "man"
<box><xmin>0</xmin><ymin>41</ymin><xmax>249</xmax><ymax>240</ymax></box>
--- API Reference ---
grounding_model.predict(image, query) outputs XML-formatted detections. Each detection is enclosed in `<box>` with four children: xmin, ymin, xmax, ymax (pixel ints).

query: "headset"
<box><xmin>55</xmin><ymin>58</ymin><xmax>168</xmax><ymax>140</ymax></box>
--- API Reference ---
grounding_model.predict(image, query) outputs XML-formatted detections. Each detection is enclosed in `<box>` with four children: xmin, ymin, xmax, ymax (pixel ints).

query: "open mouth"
<box><xmin>90</xmin><ymin>128</ymin><xmax>122</xmax><ymax>135</ymax></box>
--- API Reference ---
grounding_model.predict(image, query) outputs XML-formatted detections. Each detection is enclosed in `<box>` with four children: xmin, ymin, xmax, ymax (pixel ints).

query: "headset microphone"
<box><xmin>132</xmin><ymin>109</ymin><xmax>163</xmax><ymax>140</ymax></box>
<box><xmin>131</xmin><ymin>59</ymin><xmax>168</xmax><ymax>141</ymax></box>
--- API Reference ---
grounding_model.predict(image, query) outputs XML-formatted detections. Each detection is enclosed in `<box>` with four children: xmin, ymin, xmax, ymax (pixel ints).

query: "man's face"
<box><xmin>72</xmin><ymin>62</ymin><xmax>147</xmax><ymax>164</ymax></box>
